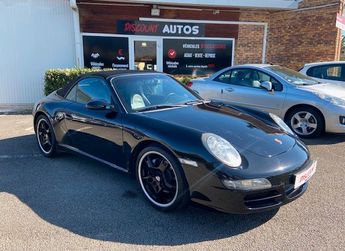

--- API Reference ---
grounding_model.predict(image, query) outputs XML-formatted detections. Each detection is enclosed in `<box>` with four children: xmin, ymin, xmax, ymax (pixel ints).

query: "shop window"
<box><xmin>163</xmin><ymin>38</ymin><xmax>233</xmax><ymax>76</ymax></box>
<box><xmin>83</xmin><ymin>36</ymin><xmax>129</xmax><ymax>70</ymax></box>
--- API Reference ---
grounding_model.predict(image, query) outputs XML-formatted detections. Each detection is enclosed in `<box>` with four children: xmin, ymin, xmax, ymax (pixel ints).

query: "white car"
<box><xmin>299</xmin><ymin>61</ymin><xmax>345</xmax><ymax>85</ymax></box>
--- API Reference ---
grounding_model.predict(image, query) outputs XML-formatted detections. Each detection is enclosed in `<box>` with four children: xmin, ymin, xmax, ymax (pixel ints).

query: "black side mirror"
<box><xmin>86</xmin><ymin>100</ymin><xmax>114</xmax><ymax>110</ymax></box>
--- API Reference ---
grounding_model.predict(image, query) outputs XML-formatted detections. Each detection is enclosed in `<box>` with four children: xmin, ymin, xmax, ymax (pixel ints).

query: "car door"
<box><xmin>306</xmin><ymin>64</ymin><xmax>345</xmax><ymax>85</ymax></box>
<box><xmin>63</xmin><ymin>77</ymin><xmax>124</xmax><ymax>167</ymax></box>
<box><xmin>214</xmin><ymin>68</ymin><xmax>287</xmax><ymax>115</ymax></box>
<box><xmin>192</xmin><ymin>70</ymin><xmax>233</xmax><ymax>100</ymax></box>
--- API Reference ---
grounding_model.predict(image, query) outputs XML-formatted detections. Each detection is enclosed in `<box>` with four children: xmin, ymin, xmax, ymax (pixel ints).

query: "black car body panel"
<box><xmin>33</xmin><ymin>71</ymin><xmax>312</xmax><ymax>214</ymax></box>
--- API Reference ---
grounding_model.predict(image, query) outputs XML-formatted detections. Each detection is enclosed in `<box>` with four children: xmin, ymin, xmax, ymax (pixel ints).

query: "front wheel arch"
<box><xmin>284</xmin><ymin>104</ymin><xmax>325</xmax><ymax>124</ymax></box>
<box><xmin>135</xmin><ymin>145</ymin><xmax>190</xmax><ymax>211</ymax></box>
<box><xmin>129</xmin><ymin>140</ymin><xmax>179</xmax><ymax>176</ymax></box>
<box><xmin>284</xmin><ymin>104</ymin><xmax>325</xmax><ymax>137</ymax></box>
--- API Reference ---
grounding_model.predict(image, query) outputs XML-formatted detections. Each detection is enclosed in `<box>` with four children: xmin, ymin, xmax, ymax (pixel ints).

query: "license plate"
<box><xmin>294</xmin><ymin>161</ymin><xmax>317</xmax><ymax>189</ymax></box>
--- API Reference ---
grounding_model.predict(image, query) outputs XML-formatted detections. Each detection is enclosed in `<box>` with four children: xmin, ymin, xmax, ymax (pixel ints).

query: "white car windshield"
<box><xmin>267</xmin><ymin>66</ymin><xmax>319</xmax><ymax>85</ymax></box>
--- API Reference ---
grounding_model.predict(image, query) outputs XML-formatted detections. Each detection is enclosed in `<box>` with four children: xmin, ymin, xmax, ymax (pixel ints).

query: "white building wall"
<box><xmin>0</xmin><ymin>0</ymin><xmax>76</xmax><ymax>105</ymax></box>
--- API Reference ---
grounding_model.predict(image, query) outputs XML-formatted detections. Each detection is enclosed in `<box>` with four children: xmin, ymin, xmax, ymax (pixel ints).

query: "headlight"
<box><xmin>201</xmin><ymin>133</ymin><xmax>241</xmax><ymax>168</ymax></box>
<box><xmin>222</xmin><ymin>178</ymin><xmax>272</xmax><ymax>191</ymax></box>
<box><xmin>269</xmin><ymin>113</ymin><xmax>294</xmax><ymax>135</ymax></box>
<box><xmin>317</xmin><ymin>93</ymin><xmax>345</xmax><ymax>107</ymax></box>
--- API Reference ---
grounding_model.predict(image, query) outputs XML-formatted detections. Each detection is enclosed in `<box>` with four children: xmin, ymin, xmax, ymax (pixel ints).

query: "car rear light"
<box><xmin>186</xmin><ymin>81</ymin><xmax>193</xmax><ymax>88</ymax></box>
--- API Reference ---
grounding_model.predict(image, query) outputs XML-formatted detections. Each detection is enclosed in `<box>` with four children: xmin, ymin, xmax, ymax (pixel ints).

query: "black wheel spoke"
<box><xmin>139</xmin><ymin>151</ymin><xmax>178</xmax><ymax>206</ymax></box>
<box><xmin>157</xmin><ymin>159</ymin><xmax>169</xmax><ymax>172</ymax></box>
<box><xmin>161</xmin><ymin>169</ymin><xmax>176</xmax><ymax>189</ymax></box>
<box><xmin>145</xmin><ymin>156</ymin><xmax>155</xmax><ymax>168</ymax></box>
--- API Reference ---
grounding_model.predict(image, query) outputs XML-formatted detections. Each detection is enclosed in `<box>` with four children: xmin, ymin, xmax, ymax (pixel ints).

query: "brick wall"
<box><xmin>299</xmin><ymin>0</ymin><xmax>339</xmax><ymax>8</ymax></box>
<box><xmin>268</xmin><ymin>0</ymin><xmax>342</xmax><ymax>70</ymax></box>
<box><xmin>236</xmin><ymin>1</ymin><xmax>343</xmax><ymax>70</ymax></box>
<box><xmin>235</xmin><ymin>11</ymin><xmax>269</xmax><ymax>65</ymax></box>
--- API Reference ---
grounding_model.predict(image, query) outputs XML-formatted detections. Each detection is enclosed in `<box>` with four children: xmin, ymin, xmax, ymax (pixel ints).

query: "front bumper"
<box><xmin>324</xmin><ymin>104</ymin><xmax>345</xmax><ymax>133</ymax></box>
<box><xmin>190</xmin><ymin>177</ymin><xmax>308</xmax><ymax>214</ymax></box>
<box><xmin>184</xmin><ymin>153</ymin><xmax>312</xmax><ymax>214</ymax></box>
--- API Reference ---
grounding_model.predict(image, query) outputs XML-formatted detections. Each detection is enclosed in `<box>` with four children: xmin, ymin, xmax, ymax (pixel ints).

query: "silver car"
<box><xmin>190</xmin><ymin>64</ymin><xmax>345</xmax><ymax>138</ymax></box>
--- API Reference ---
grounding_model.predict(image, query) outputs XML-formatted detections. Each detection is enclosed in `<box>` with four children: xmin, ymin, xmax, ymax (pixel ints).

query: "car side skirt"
<box><xmin>59</xmin><ymin>144</ymin><xmax>128</xmax><ymax>173</ymax></box>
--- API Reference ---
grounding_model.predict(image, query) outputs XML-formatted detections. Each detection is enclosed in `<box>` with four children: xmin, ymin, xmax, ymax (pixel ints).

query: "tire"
<box><xmin>136</xmin><ymin>146</ymin><xmax>190</xmax><ymax>211</ymax></box>
<box><xmin>285</xmin><ymin>107</ymin><xmax>324</xmax><ymax>138</ymax></box>
<box><xmin>35</xmin><ymin>114</ymin><xmax>57</xmax><ymax>157</ymax></box>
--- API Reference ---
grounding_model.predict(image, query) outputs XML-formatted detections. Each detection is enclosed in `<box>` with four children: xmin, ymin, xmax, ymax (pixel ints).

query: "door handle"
<box><xmin>225</xmin><ymin>88</ymin><xmax>234</xmax><ymax>92</ymax></box>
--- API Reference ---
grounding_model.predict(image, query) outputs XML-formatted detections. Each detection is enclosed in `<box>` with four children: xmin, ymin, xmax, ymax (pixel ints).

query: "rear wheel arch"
<box><xmin>34</xmin><ymin>111</ymin><xmax>50</xmax><ymax>130</ymax></box>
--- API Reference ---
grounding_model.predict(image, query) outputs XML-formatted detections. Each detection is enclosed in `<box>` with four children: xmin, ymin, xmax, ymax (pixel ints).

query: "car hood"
<box><xmin>298</xmin><ymin>83</ymin><xmax>345</xmax><ymax>99</ymax></box>
<box><xmin>141</xmin><ymin>103</ymin><xmax>296</xmax><ymax>158</ymax></box>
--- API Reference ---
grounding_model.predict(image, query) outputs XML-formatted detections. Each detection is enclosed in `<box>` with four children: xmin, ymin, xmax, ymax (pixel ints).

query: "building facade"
<box><xmin>0</xmin><ymin>0</ymin><xmax>344</xmax><ymax>106</ymax></box>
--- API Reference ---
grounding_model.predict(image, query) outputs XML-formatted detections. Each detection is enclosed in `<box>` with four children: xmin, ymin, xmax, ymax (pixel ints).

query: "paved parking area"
<box><xmin>0</xmin><ymin>115</ymin><xmax>345</xmax><ymax>250</ymax></box>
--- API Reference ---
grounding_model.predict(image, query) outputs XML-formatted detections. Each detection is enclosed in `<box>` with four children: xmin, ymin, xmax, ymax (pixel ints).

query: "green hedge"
<box><xmin>44</xmin><ymin>68</ymin><xmax>200</xmax><ymax>96</ymax></box>
<box><xmin>174</xmin><ymin>76</ymin><xmax>194</xmax><ymax>85</ymax></box>
<box><xmin>44</xmin><ymin>68</ymin><xmax>105</xmax><ymax>95</ymax></box>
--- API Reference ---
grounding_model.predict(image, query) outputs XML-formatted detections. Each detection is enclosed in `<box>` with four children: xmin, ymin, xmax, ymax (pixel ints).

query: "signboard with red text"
<box><xmin>163</xmin><ymin>38</ymin><xmax>233</xmax><ymax>75</ymax></box>
<box><xmin>336</xmin><ymin>13</ymin><xmax>345</xmax><ymax>30</ymax></box>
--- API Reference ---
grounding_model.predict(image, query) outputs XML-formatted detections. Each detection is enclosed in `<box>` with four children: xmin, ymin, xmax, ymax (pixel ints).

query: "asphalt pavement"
<box><xmin>0</xmin><ymin>115</ymin><xmax>344</xmax><ymax>250</ymax></box>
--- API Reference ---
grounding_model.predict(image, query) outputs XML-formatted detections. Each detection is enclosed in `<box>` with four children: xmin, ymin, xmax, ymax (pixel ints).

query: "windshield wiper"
<box><xmin>135</xmin><ymin>104</ymin><xmax>185</xmax><ymax>112</ymax></box>
<box><xmin>184</xmin><ymin>99</ymin><xmax>209</xmax><ymax>105</ymax></box>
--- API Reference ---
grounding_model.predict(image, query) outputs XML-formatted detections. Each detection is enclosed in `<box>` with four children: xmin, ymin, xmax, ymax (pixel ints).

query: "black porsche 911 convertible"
<box><xmin>33</xmin><ymin>70</ymin><xmax>316</xmax><ymax>214</ymax></box>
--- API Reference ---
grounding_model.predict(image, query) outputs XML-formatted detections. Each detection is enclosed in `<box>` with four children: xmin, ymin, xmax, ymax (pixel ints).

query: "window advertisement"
<box><xmin>83</xmin><ymin>36</ymin><xmax>129</xmax><ymax>70</ymax></box>
<box><xmin>163</xmin><ymin>39</ymin><xmax>233</xmax><ymax>75</ymax></box>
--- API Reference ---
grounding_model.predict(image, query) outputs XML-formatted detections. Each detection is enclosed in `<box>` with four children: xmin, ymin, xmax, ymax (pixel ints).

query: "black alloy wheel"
<box><xmin>35</xmin><ymin>115</ymin><xmax>57</xmax><ymax>157</ymax></box>
<box><xmin>136</xmin><ymin>146</ymin><xmax>189</xmax><ymax>211</ymax></box>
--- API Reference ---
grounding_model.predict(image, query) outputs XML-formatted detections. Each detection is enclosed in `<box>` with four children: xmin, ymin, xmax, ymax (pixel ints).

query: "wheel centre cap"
<box><xmin>155</xmin><ymin>176</ymin><xmax>161</xmax><ymax>182</ymax></box>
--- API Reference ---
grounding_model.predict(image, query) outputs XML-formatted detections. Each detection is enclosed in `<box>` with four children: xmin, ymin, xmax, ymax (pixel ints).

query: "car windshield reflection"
<box><xmin>111</xmin><ymin>74</ymin><xmax>200</xmax><ymax>113</ymax></box>
<box><xmin>267</xmin><ymin>66</ymin><xmax>319</xmax><ymax>86</ymax></box>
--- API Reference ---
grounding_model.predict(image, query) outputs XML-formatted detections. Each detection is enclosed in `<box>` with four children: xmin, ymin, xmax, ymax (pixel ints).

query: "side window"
<box><xmin>229</xmin><ymin>69</ymin><xmax>255</xmax><ymax>87</ymax></box>
<box><xmin>214</xmin><ymin>70</ymin><xmax>232</xmax><ymax>84</ymax></box>
<box><xmin>66</xmin><ymin>85</ymin><xmax>77</xmax><ymax>101</ymax></box>
<box><xmin>257</xmin><ymin>71</ymin><xmax>283</xmax><ymax>91</ymax></box>
<box><xmin>65</xmin><ymin>78</ymin><xmax>111</xmax><ymax>104</ymax></box>
<box><xmin>307</xmin><ymin>65</ymin><xmax>344</xmax><ymax>81</ymax></box>
<box><xmin>226</xmin><ymin>69</ymin><xmax>283</xmax><ymax>91</ymax></box>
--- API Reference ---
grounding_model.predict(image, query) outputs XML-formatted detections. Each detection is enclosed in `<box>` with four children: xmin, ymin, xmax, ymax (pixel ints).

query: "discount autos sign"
<box><xmin>117</xmin><ymin>20</ymin><xmax>205</xmax><ymax>37</ymax></box>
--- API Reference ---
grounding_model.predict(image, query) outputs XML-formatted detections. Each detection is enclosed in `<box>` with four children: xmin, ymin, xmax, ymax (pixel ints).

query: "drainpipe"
<box><xmin>70</xmin><ymin>0</ymin><xmax>82</xmax><ymax>67</ymax></box>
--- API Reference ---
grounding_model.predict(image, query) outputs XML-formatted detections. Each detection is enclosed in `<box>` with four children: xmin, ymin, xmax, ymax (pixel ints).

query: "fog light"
<box><xmin>340</xmin><ymin>116</ymin><xmax>345</xmax><ymax>125</ymax></box>
<box><xmin>222</xmin><ymin>178</ymin><xmax>272</xmax><ymax>191</ymax></box>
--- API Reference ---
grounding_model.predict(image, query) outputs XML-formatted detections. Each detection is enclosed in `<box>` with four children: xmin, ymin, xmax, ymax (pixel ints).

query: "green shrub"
<box><xmin>175</xmin><ymin>76</ymin><xmax>193</xmax><ymax>85</ymax></box>
<box><xmin>44</xmin><ymin>68</ymin><xmax>203</xmax><ymax>96</ymax></box>
<box><xmin>44</xmin><ymin>68</ymin><xmax>106</xmax><ymax>96</ymax></box>
<box><xmin>174</xmin><ymin>75</ymin><xmax>208</xmax><ymax>85</ymax></box>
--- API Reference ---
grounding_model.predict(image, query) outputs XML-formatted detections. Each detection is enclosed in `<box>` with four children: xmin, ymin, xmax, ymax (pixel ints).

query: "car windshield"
<box><xmin>111</xmin><ymin>74</ymin><xmax>200</xmax><ymax>113</ymax></box>
<box><xmin>267</xmin><ymin>66</ymin><xmax>319</xmax><ymax>85</ymax></box>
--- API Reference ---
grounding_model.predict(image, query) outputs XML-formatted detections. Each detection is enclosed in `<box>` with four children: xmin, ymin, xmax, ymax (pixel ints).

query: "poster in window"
<box><xmin>83</xmin><ymin>36</ymin><xmax>129</xmax><ymax>70</ymax></box>
<box><xmin>163</xmin><ymin>39</ymin><xmax>233</xmax><ymax>76</ymax></box>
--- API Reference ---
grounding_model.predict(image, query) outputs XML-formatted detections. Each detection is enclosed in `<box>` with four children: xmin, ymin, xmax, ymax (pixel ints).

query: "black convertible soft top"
<box><xmin>56</xmin><ymin>70</ymin><xmax>157</xmax><ymax>97</ymax></box>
